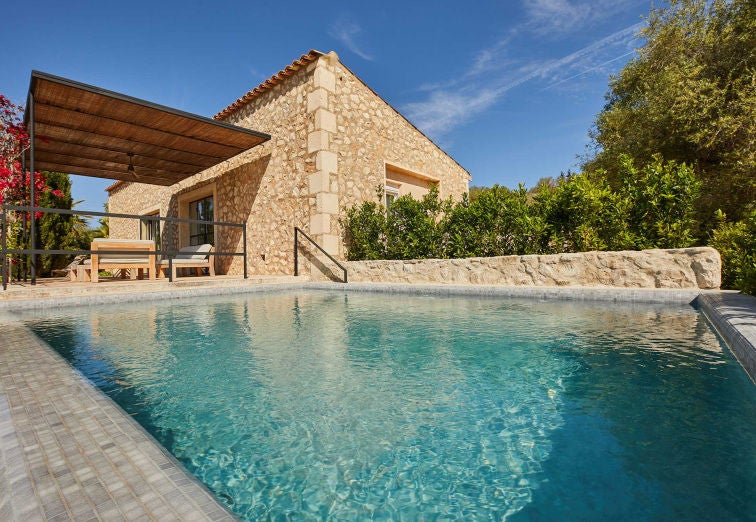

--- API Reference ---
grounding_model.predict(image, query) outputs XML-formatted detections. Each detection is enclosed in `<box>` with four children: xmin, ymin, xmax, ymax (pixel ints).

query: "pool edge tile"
<box><xmin>698</xmin><ymin>292</ymin><xmax>756</xmax><ymax>384</ymax></box>
<box><xmin>0</xmin><ymin>323</ymin><xmax>238</xmax><ymax>521</ymax></box>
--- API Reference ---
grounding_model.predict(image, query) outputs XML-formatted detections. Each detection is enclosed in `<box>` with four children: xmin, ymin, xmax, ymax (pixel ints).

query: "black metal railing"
<box><xmin>293</xmin><ymin>227</ymin><xmax>347</xmax><ymax>283</ymax></box>
<box><xmin>1</xmin><ymin>204</ymin><xmax>248</xmax><ymax>290</ymax></box>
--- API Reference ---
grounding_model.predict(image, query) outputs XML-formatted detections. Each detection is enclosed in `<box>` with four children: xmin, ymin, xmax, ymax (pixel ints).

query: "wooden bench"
<box><xmin>158</xmin><ymin>244</ymin><xmax>215</xmax><ymax>280</ymax></box>
<box><xmin>78</xmin><ymin>239</ymin><xmax>157</xmax><ymax>283</ymax></box>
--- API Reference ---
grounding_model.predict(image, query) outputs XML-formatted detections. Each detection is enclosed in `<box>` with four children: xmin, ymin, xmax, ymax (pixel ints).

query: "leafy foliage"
<box><xmin>0</xmin><ymin>94</ymin><xmax>56</xmax><ymax>208</ymax></box>
<box><xmin>342</xmin><ymin>157</ymin><xmax>702</xmax><ymax>266</ymax></box>
<box><xmin>584</xmin><ymin>0</ymin><xmax>755</xmax><ymax>228</ymax></box>
<box><xmin>617</xmin><ymin>154</ymin><xmax>701</xmax><ymax>249</ymax></box>
<box><xmin>36</xmin><ymin>173</ymin><xmax>91</xmax><ymax>276</ymax></box>
<box><xmin>710</xmin><ymin>208</ymin><xmax>756</xmax><ymax>294</ymax></box>
<box><xmin>385</xmin><ymin>186</ymin><xmax>449</xmax><ymax>260</ymax></box>
<box><xmin>442</xmin><ymin>185</ymin><xmax>544</xmax><ymax>258</ymax></box>
<box><xmin>534</xmin><ymin>172</ymin><xmax>634</xmax><ymax>253</ymax></box>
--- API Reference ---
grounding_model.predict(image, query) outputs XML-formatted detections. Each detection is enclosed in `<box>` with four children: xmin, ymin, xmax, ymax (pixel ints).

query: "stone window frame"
<box><xmin>176</xmin><ymin>183</ymin><xmax>217</xmax><ymax>248</ymax></box>
<box><xmin>384</xmin><ymin>162</ymin><xmax>440</xmax><ymax>203</ymax></box>
<box><xmin>384</xmin><ymin>183</ymin><xmax>400</xmax><ymax>208</ymax></box>
<box><xmin>139</xmin><ymin>208</ymin><xmax>161</xmax><ymax>249</ymax></box>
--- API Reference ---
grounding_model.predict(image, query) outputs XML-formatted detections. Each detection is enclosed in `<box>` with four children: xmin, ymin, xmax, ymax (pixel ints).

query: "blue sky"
<box><xmin>2</xmin><ymin>0</ymin><xmax>652</xmax><ymax>215</ymax></box>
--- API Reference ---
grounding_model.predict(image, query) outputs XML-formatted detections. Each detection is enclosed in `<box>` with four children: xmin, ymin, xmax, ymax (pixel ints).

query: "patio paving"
<box><xmin>0</xmin><ymin>274</ymin><xmax>301</xmax><ymax>308</ymax></box>
<box><xmin>0</xmin><ymin>321</ymin><xmax>236</xmax><ymax>521</ymax></box>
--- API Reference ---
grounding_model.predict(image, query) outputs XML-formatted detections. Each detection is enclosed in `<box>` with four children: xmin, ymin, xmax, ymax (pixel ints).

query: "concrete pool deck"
<box><xmin>1</xmin><ymin>281</ymin><xmax>754</xmax><ymax>520</ymax></box>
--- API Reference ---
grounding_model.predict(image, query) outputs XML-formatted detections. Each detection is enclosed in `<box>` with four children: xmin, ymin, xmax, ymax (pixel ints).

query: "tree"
<box><xmin>0</xmin><ymin>94</ymin><xmax>56</xmax><ymax>207</ymax></box>
<box><xmin>95</xmin><ymin>203</ymin><xmax>110</xmax><ymax>238</ymax></box>
<box><xmin>36</xmin><ymin>173</ymin><xmax>91</xmax><ymax>276</ymax></box>
<box><xmin>585</xmin><ymin>0</ymin><xmax>755</xmax><ymax>228</ymax></box>
<box><xmin>2</xmin><ymin>93</ymin><xmax>62</xmax><ymax>278</ymax></box>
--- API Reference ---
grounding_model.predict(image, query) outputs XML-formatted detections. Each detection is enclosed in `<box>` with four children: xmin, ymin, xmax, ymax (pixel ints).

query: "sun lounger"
<box><xmin>158</xmin><ymin>244</ymin><xmax>215</xmax><ymax>279</ymax></box>
<box><xmin>51</xmin><ymin>255</ymin><xmax>87</xmax><ymax>281</ymax></box>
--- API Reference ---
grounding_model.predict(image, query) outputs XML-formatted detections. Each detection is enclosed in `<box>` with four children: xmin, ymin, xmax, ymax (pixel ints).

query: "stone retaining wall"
<box><xmin>327</xmin><ymin>247</ymin><xmax>721</xmax><ymax>289</ymax></box>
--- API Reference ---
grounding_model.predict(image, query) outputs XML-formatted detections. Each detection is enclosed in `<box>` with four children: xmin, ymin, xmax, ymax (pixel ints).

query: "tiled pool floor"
<box><xmin>0</xmin><ymin>322</ymin><xmax>235</xmax><ymax>521</ymax></box>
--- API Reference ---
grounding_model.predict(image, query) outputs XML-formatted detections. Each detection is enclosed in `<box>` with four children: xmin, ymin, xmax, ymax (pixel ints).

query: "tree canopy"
<box><xmin>584</xmin><ymin>0</ymin><xmax>755</xmax><ymax>227</ymax></box>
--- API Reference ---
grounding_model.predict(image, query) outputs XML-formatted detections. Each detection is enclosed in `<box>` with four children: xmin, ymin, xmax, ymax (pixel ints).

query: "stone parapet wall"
<box><xmin>330</xmin><ymin>247</ymin><xmax>721</xmax><ymax>289</ymax></box>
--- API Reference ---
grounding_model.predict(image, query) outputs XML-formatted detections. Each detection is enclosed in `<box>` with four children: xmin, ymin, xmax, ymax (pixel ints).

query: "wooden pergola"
<box><xmin>19</xmin><ymin>70</ymin><xmax>271</xmax><ymax>284</ymax></box>
<box><xmin>25</xmin><ymin>70</ymin><xmax>270</xmax><ymax>185</ymax></box>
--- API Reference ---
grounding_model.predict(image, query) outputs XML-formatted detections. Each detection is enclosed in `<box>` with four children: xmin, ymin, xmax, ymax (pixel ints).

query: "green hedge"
<box><xmin>341</xmin><ymin>155</ymin><xmax>754</xmax><ymax>294</ymax></box>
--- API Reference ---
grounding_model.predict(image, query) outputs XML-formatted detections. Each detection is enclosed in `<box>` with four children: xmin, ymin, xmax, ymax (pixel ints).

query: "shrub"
<box><xmin>341</xmin><ymin>199</ymin><xmax>386</xmax><ymax>261</ymax></box>
<box><xmin>384</xmin><ymin>186</ymin><xmax>447</xmax><ymax>260</ymax></box>
<box><xmin>534</xmin><ymin>173</ymin><xmax>635</xmax><ymax>253</ymax></box>
<box><xmin>340</xmin><ymin>156</ymin><xmax>709</xmax><ymax>281</ymax></box>
<box><xmin>618</xmin><ymin>154</ymin><xmax>701</xmax><ymax>249</ymax></box>
<box><xmin>710</xmin><ymin>208</ymin><xmax>756</xmax><ymax>293</ymax></box>
<box><xmin>441</xmin><ymin>185</ymin><xmax>545</xmax><ymax>257</ymax></box>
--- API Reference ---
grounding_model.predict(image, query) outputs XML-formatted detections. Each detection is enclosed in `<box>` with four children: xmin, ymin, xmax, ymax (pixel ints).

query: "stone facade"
<box><xmin>107</xmin><ymin>50</ymin><xmax>470</xmax><ymax>276</ymax></box>
<box><xmin>326</xmin><ymin>247</ymin><xmax>721</xmax><ymax>289</ymax></box>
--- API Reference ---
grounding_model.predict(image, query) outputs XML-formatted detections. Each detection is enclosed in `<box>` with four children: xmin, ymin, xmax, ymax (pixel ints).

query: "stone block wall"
<box><xmin>327</xmin><ymin>56</ymin><xmax>471</xmax><ymax>256</ymax></box>
<box><xmin>108</xmin><ymin>63</ymin><xmax>317</xmax><ymax>276</ymax></box>
<box><xmin>322</xmin><ymin>247</ymin><xmax>721</xmax><ymax>289</ymax></box>
<box><xmin>107</xmin><ymin>50</ymin><xmax>471</xmax><ymax>276</ymax></box>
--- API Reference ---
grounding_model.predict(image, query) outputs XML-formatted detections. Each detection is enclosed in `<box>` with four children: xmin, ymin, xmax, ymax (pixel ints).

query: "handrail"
<box><xmin>294</xmin><ymin>227</ymin><xmax>347</xmax><ymax>283</ymax></box>
<box><xmin>1</xmin><ymin>204</ymin><xmax>248</xmax><ymax>290</ymax></box>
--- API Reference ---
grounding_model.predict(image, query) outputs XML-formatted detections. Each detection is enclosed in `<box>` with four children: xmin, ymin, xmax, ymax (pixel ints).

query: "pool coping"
<box><xmin>0</xmin><ymin>321</ymin><xmax>238</xmax><ymax>521</ymax></box>
<box><xmin>1</xmin><ymin>282</ymin><xmax>754</xmax><ymax>520</ymax></box>
<box><xmin>0</xmin><ymin>281</ymin><xmax>718</xmax><ymax>311</ymax></box>
<box><xmin>697</xmin><ymin>292</ymin><xmax>756</xmax><ymax>384</ymax></box>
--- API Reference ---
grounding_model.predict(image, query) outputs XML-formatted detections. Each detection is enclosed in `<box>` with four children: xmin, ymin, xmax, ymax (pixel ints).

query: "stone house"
<box><xmin>106</xmin><ymin>50</ymin><xmax>470</xmax><ymax>276</ymax></box>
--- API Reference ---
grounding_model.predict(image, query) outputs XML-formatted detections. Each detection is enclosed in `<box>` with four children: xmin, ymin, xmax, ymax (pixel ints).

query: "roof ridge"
<box><xmin>213</xmin><ymin>50</ymin><xmax>324</xmax><ymax>120</ymax></box>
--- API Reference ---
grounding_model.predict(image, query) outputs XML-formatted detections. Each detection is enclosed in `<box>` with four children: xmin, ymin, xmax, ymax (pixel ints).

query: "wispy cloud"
<box><xmin>404</xmin><ymin>22</ymin><xmax>642</xmax><ymax>138</ymax></box>
<box><xmin>404</xmin><ymin>89</ymin><xmax>500</xmax><ymax>137</ymax></box>
<box><xmin>541</xmin><ymin>50</ymin><xmax>636</xmax><ymax>91</ymax></box>
<box><xmin>523</xmin><ymin>0</ymin><xmax>645</xmax><ymax>36</ymax></box>
<box><xmin>329</xmin><ymin>16</ymin><xmax>373</xmax><ymax>61</ymax></box>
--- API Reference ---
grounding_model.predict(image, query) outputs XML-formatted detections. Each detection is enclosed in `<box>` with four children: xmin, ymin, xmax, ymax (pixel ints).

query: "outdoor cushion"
<box><xmin>174</xmin><ymin>244</ymin><xmax>212</xmax><ymax>261</ymax></box>
<box><xmin>167</xmin><ymin>258</ymin><xmax>213</xmax><ymax>265</ymax></box>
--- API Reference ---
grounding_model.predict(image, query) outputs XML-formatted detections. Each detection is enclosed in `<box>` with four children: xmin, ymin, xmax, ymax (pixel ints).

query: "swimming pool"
<box><xmin>25</xmin><ymin>290</ymin><xmax>756</xmax><ymax>520</ymax></box>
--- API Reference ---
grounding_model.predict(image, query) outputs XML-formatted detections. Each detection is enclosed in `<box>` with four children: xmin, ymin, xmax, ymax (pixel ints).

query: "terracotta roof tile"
<box><xmin>214</xmin><ymin>50</ymin><xmax>324</xmax><ymax>121</ymax></box>
<box><xmin>105</xmin><ymin>180</ymin><xmax>123</xmax><ymax>192</ymax></box>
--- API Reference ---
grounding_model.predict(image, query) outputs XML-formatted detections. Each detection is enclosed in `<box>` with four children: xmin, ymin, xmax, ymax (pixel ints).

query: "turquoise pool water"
<box><xmin>24</xmin><ymin>291</ymin><xmax>756</xmax><ymax>520</ymax></box>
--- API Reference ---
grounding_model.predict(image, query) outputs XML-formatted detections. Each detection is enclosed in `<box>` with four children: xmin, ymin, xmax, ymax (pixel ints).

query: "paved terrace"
<box><xmin>0</xmin><ymin>275</ymin><xmax>300</xmax><ymax>306</ymax></box>
<box><xmin>0</xmin><ymin>279</ymin><xmax>753</xmax><ymax>521</ymax></box>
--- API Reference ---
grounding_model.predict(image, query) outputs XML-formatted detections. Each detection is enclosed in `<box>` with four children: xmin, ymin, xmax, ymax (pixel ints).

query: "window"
<box><xmin>140</xmin><ymin>212</ymin><xmax>161</xmax><ymax>249</ymax></box>
<box><xmin>385</xmin><ymin>164</ymin><xmax>439</xmax><ymax>201</ymax></box>
<box><xmin>385</xmin><ymin>185</ymin><xmax>399</xmax><ymax>209</ymax></box>
<box><xmin>188</xmin><ymin>195</ymin><xmax>214</xmax><ymax>246</ymax></box>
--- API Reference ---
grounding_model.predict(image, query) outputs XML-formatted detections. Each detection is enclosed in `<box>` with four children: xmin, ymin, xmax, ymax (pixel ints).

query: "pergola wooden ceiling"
<box><xmin>25</xmin><ymin>71</ymin><xmax>271</xmax><ymax>186</ymax></box>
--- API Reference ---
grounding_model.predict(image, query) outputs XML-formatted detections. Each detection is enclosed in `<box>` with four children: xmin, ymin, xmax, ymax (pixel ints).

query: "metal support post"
<box><xmin>167</xmin><ymin>217</ymin><xmax>173</xmax><ymax>282</ymax></box>
<box><xmin>28</xmin><ymin>92</ymin><xmax>36</xmax><ymax>285</ymax></box>
<box><xmin>243</xmin><ymin>224</ymin><xmax>248</xmax><ymax>279</ymax></box>
<box><xmin>294</xmin><ymin>227</ymin><xmax>298</xmax><ymax>276</ymax></box>
<box><xmin>1</xmin><ymin>209</ymin><xmax>7</xmax><ymax>290</ymax></box>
